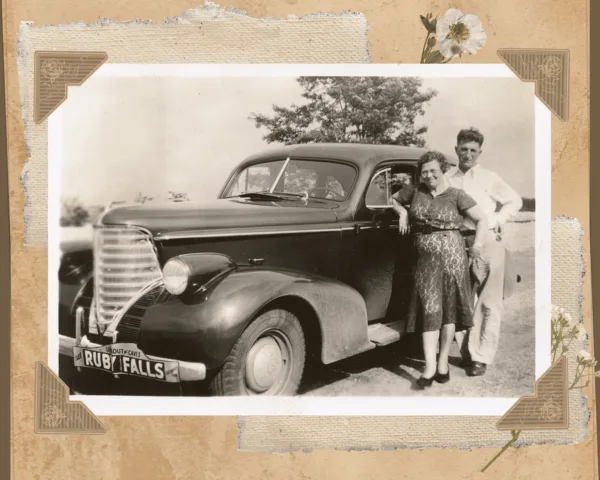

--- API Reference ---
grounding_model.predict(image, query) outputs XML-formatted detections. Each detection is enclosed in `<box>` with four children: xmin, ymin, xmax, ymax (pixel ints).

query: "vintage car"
<box><xmin>58</xmin><ymin>143</ymin><xmax>460</xmax><ymax>396</ymax></box>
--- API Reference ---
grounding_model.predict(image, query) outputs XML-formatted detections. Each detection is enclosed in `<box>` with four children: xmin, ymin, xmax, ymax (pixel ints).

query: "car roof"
<box><xmin>240</xmin><ymin>143</ymin><xmax>457</xmax><ymax>168</ymax></box>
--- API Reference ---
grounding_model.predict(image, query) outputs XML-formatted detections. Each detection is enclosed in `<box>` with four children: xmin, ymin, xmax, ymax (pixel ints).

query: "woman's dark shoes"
<box><xmin>416</xmin><ymin>375</ymin><xmax>435</xmax><ymax>387</ymax></box>
<box><xmin>434</xmin><ymin>370</ymin><xmax>451</xmax><ymax>384</ymax></box>
<box><xmin>467</xmin><ymin>361</ymin><xmax>487</xmax><ymax>377</ymax></box>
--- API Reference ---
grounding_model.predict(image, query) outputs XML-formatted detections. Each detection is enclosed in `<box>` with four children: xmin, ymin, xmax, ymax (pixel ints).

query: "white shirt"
<box><xmin>445</xmin><ymin>164</ymin><xmax>523</xmax><ymax>231</ymax></box>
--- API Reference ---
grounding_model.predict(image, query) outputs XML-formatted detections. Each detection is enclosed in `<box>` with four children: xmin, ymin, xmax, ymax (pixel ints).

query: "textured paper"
<box><xmin>7</xmin><ymin>0</ymin><xmax>594</xmax><ymax>478</ymax></box>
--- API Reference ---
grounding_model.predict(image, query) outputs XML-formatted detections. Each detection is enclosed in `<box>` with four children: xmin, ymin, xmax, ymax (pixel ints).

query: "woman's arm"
<box><xmin>392</xmin><ymin>193</ymin><xmax>410</xmax><ymax>235</ymax></box>
<box><xmin>464</xmin><ymin>204</ymin><xmax>489</xmax><ymax>258</ymax></box>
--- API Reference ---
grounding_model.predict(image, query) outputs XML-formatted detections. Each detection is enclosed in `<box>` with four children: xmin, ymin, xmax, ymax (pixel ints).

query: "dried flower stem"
<box><xmin>483</xmin><ymin>307</ymin><xmax>589</xmax><ymax>472</ymax></box>
<box><xmin>569</xmin><ymin>363</ymin><xmax>584</xmax><ymax>389</ymax></box>
<box><xmin>420</xmin><ymin>32</ymin><xmax>433</xmax><ymax>63</ymax></box>
<box><xmin>480</xmin><ymin>430</ymin><xmax>521</xmax><ymax>472</ymax></box>
<box><xmin>569</xmin><ymin>364</ymin><xmax>592</xmax><ymax>390</ymax></box>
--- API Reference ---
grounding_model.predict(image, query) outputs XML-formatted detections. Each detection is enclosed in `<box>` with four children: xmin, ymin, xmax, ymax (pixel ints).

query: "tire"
<box><xmin>209</xmin><ymin>309</ymin><xmax>306</xmax><ymax>396</ymax></box>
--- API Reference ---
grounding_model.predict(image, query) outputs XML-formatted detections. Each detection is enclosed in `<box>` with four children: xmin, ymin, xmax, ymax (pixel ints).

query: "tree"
<box><xmin>60</xmin><ymin>197</ymin><xmax>90</xmax><ymax>227</ymax></box>
<box><xmin>167</xmin><ymin>191</ymin><xmax>190</xmax><ymax>202</ymax></box>
<box><xmin>250</xmin><ymin>77</ymin><xmax>437</xmax><ymax>146</ymax></box>
<box><xmin>134</xmin><ymin>192</ymin><xmax>154</xmax><ymax>204</ymax></box>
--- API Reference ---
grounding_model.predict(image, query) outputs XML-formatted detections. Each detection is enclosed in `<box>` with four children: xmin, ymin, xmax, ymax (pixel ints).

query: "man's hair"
<box><xmin>417</xmin><ymin>150</ymin><xmax>451</xmax><ymax>176</ymax></box>
<box><xmin>457</xmin><ymin>127</ymin><xmax>484</xmax><ymax>147</ymax></box>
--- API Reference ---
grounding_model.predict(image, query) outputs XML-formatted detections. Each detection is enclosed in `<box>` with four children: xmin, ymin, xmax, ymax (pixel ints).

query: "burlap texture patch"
<box><xmin>238</xmin><ymin>218</ymin><xmax>589</xmax><ymax>452</ymax></box>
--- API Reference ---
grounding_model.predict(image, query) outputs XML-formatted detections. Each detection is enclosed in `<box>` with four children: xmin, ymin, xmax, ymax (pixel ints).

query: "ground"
<box><xmin>299</xmin><ymin>218</ymin><xmax>536</xmax><ymax>398</ymax></box>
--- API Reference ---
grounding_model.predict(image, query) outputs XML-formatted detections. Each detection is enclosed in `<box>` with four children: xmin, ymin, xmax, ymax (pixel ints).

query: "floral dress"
<box><xmin>393</xmin><ymin>184</ymin><xmax>477</xmax><ymax>333</ymax></box>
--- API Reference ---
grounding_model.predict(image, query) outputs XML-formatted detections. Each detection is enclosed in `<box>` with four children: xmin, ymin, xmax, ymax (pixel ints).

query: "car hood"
<box><xmin>100</xmin><ymin>198</ymin><xmax>340</xmax><ymax>237</ymax></box>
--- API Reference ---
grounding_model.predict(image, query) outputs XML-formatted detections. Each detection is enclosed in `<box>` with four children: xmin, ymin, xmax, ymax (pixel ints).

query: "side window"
<box><xmin>365</xmin><ymin>168</ymin><xmax>391</xmax><ymax>208</ymax></box>
<box><xmin>365</xmin><ymin>165</ymin><xmax>415</xmax><ymax>209</ymax></box>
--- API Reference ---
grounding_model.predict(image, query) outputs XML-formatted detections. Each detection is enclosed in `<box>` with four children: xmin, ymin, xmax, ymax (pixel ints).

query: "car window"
<box><xmin>224</xmin><ymin>159</ymin><xmax>356</xmax><ymax>200</ymax></box>
<box><xmin>365</xmin><ymin>168</ymin><xmax>391</xmax><ymax>207</ymax></box>
<box><xmin>365</xmin><ymin>165</ymin><xmax>415</xmax><ymax>209</ymax></box>
<box><xmin>227</xmin><ymin>160</ymin><xmax>286</xmax><ymax>197</ymax></box>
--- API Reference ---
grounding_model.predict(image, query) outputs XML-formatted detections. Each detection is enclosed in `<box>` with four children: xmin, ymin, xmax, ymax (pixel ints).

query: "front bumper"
<box><xmin>59</xmin><ymin>334</ymin><xmax>207</xmax><ymax>382</ymax></box>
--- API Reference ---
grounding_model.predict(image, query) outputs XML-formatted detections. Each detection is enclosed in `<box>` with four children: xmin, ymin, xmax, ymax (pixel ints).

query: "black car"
<box><xmin>58</xmin><ymin>143</ymin><xmax>459</xmax><ymax>396</ymax></box>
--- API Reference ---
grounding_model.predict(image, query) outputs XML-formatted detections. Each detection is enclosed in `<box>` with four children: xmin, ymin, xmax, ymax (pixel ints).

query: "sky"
<box><xmin>60</xmin><ymin>75</ymin><xmax>535</xmax><ymax>206</ymax></box>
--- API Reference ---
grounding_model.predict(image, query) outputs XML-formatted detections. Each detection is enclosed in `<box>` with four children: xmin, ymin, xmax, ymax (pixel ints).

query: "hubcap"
<box><xmin>245</xmin><ymin>335</ymin><xmax>287</xmax><ymax>393</ymax></box>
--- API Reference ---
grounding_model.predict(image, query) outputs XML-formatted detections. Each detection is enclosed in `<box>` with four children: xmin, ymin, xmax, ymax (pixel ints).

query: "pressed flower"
<box><xmin>436</xmin><ymin>8</ymin><xmax>487</xmax><ymax>59</ymax></box>
<box><xmin>574</xmin><ymin>325</ymin><xmax>587</xmax><ymax>341</ymax></box>
<box><xmin>563</xmin><ymin>312</ymin><xmax>574</xmax><ymax>326</ymax></box>
<box><xmin>577</xmin><ymin>350</ymin><xmax>592</xmax><ymax>362</ymax></box>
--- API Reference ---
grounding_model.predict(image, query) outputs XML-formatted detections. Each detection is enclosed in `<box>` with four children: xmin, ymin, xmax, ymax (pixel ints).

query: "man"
<box><xmin>446</xmin><ymin>127</ymin><xmax>523</xmax><ymax>377</ymax></box>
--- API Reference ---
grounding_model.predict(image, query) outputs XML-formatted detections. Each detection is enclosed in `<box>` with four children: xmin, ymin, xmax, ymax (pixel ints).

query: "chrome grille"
<box><xmin>94</xmin><ymin>226</ymin><xmax>162</xmax><ymax>328</ymax></box>
<box><xmin>116</xmin><ymin>285</ymin><xmax>172</xmax><ymax>343</ymax></box>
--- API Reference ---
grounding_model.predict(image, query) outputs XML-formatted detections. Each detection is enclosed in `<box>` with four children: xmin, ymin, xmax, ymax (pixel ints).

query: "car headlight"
<box><xmin>162</xmin><ymin>258</ymin><xmax>191</xmax><ymax>295</ymax></box>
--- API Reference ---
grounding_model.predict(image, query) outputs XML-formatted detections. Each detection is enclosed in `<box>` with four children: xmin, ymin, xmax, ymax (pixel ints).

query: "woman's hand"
<box><xmin>392</xmin><ymin>196</ymin><xmax>410</xmax><ymax>235</ymax></box>
<box><xmin>398</xmin><ymin>212</ymin><xmax>410</xmax><ymax>235</ymax></box>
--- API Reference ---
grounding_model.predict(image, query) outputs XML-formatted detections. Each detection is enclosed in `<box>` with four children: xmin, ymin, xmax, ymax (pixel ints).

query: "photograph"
<box><xmin>48</xmin><ymin>64</ymin><xmax>550</xmax><ymax>416</ymax></box>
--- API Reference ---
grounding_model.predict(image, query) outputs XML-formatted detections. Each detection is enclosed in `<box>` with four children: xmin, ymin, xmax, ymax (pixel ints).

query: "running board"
<box><xmin>367</xmin><ymin>321</ymin><xmax>404</xmax><ymax>346</ymax></box>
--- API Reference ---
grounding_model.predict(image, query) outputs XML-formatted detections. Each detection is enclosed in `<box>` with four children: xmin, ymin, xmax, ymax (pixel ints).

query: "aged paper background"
<box><xmin>6</xmin><ymin>0</ymin><xmax>594</xmax><ymax>479</ymax></box>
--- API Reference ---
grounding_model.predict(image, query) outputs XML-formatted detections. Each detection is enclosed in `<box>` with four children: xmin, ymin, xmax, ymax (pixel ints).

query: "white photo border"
<box><xmin>48</xmin><ymin>63</ymin><xmax>551</xmax><ymax>416</ymax></box>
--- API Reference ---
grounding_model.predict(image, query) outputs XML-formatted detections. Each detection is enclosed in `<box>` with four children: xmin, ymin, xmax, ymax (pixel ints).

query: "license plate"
<box><xmin>73</xmin><ymin>343</ymin><xmax>180</xmax><ymax>383</ymax></box>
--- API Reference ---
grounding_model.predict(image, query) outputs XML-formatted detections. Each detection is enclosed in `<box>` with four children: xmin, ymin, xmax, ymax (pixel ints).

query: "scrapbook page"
<box><xmin>4</xmin><ymin>0</ymin><xmax>596</xmax><ymax>478</ymax></box>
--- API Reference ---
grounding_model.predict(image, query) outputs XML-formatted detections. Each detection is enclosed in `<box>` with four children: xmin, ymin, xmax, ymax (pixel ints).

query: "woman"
<box><xmin>392</xmin><ymin>151</ymin><xmax>488</xmax><ymax>387</ymax></box>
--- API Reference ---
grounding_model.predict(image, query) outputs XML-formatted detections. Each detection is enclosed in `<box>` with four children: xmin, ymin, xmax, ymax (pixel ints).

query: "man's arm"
<box><xmin>489</xmin><ymin>172</ymin><xmax>523</xmax><ymax>226</ymax></box>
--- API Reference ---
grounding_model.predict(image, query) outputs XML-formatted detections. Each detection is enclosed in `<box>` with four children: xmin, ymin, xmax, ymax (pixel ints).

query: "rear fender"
<box><xmin>137</xmin><ymin>268</ymin><xmax>373</xmax><ymax>369</ymax></box>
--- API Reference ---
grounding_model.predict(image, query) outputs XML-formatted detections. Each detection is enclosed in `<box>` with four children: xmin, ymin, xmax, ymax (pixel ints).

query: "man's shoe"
<box><xmin>459</xmin><ymin>358</ymin><xmax>472</xmax><ymax>369</ymax></box>
<box><xmin>467</xmin><ymin>361</ymin><xmax>487</xmax><ymax>377</ymax></box>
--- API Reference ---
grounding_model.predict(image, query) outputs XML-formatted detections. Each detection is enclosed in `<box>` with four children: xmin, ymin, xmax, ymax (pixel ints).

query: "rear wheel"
<box><xmin>209</xmin><ymin>309</ymin><xmax>306</xmax><ymax>396</ymax></box>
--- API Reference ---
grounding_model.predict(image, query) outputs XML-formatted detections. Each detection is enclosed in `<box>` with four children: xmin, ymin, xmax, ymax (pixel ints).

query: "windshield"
<box><xmin>223</xmin><ymin>158</ymin><xmax>357</xmax><ymax>201</ymax></box>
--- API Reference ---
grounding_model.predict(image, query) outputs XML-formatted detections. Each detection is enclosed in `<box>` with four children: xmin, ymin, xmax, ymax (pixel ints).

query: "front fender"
<box><xmin>137</xmin><ymin>267</ymin><xmax>373</xmax><ymax>370</ymax></box>
<box><xmin>58</xmin><ymin>249</ymin><xmax>94</xmax><ymax>337</ymax></box>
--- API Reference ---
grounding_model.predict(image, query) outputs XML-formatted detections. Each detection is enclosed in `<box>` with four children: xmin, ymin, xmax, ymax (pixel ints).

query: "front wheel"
<box><xmin>209</xmin><ymin>309</ymin><xmax>306</xmax><ymax>396</ymax></box>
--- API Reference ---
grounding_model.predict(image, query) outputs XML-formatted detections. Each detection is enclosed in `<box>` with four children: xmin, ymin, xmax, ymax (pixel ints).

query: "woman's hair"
<box><xmin>416</xmin><ymin>150</ymin><xmax>451</xmax><ymax>177</ymax></box>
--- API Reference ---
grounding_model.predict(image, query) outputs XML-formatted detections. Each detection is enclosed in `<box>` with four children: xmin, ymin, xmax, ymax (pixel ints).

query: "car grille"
<box><xmin>116</xmin><ymin>284</ymin><xmax>172</xmax><ymax>343</ymax></box>
<box><xmin>93</xmin><ymin>226</ymin><xmax>162</xmax><ymax>330</ymax></box>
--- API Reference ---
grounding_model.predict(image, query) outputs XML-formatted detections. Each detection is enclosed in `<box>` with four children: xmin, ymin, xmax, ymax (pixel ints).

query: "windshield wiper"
<box><xmin>236</xmin><ymin>192</ymin><xmax>290</xmax><ymax>201</ymax></box>
<box><xmin>236</xmin><ymin>191</ymin><xmax>309</xmax><ymax>202</ymax></box>
<box><xmin>268</xmin><ymin>192</ymin><xmax>309</xmax><ymax>199</ymax></box>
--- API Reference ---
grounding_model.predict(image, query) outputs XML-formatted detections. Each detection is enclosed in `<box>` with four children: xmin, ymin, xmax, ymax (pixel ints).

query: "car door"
<box><xmin>346</xmin><ymin>163</ymin><xmax>417</xmax><ymax>323</ymax></box>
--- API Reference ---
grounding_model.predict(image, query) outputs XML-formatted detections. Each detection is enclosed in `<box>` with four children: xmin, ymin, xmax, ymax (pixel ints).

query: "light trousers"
<box><xmin>454</xmin><ymin>230</ymin><xmax>506</xmax><ymax>365</ymax></box>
